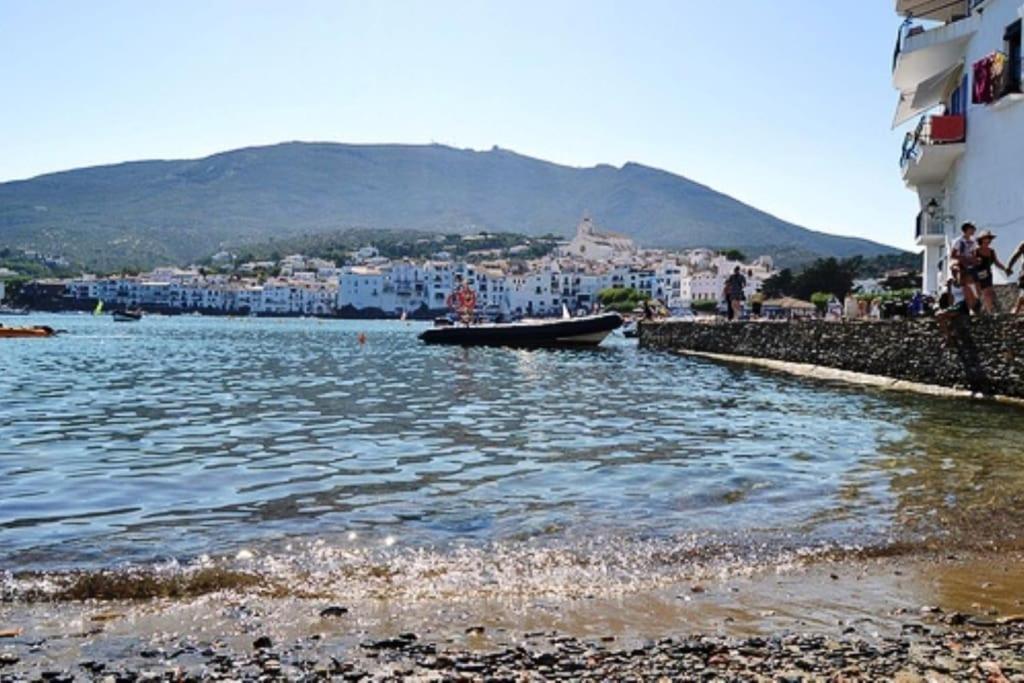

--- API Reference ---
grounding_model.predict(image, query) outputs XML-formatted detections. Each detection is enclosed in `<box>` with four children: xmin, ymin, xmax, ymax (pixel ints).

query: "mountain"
<box><xmin>0</xmin><ymin>142</ymin><xmax>900</xmax><ymax>270</ymax></box>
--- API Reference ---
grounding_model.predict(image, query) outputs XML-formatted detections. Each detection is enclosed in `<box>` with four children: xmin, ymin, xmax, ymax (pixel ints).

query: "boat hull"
<box><xmin>419</xmin><ymin>313</ymin><xmax>623</xmax><ymax>347</ymax></box>
<box><xmin>0</xmin><ymin>326</ymin><xmax>56</xmax><ymax>338</ymax></box>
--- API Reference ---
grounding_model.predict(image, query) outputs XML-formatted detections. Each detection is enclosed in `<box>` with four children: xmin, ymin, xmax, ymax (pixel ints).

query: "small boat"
<box><xmin>0</xmin><ymin>306</ymin><xmax>29</xmax><ymax>316</ymax></box>
<box><xmin>419</xmin><ymin>312</ymin><xmax>623</xmax><ymax>347</ymax></box>
<box><xmin>0</xmin><ymin>325</ymin><xmax>58</xmax><ymax>338</ymax></box>
<box><xmin>112</xmin><ymin>309</ymin><xmax>143</xmax><ymax>322</ymax></box>
<box><xmin>621</xmin><ymin>320</ymin><xmax>639</xmax><ymax>339</ymax></box>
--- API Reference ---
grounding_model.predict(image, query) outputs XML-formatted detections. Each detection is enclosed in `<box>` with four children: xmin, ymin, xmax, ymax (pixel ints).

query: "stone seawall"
<box><xmin>640</xmin><ymin>317</ymin><xmax>1024</xmax><ymax>400</ymax></box>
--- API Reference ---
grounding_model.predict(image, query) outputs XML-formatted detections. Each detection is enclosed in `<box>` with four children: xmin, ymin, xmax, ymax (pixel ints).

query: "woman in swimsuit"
<box><xmin>973</xmin><ymin>230</ymin><xmax>1011</xmax><ymax>314</ymax></box>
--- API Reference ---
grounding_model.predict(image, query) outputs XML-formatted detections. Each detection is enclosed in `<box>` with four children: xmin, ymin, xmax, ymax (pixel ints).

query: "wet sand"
<box><xmin>4</xmin><ymin>552</ymin><xmax>1024</xmax><ymax>680</ymax></box>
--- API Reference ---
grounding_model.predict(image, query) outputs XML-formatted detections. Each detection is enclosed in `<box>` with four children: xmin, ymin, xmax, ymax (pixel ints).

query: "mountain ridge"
<box><xmin>0</xmin><ymin>141</ymin><xmax>901</xmax><ymax>270</ymax></box>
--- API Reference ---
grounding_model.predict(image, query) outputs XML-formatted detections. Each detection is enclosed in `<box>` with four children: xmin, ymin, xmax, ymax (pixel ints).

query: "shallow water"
<box><xmin>2</xmin><ymin>314</ymin><xmax>1023</xmax><ymax>594</ymax></box>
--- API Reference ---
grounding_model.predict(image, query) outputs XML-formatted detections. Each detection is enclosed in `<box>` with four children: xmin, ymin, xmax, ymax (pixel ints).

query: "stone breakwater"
<box><xmin>640</xmin><ymin>316</ymin><xmax>1024</xmax><ymax>400</ymax></box>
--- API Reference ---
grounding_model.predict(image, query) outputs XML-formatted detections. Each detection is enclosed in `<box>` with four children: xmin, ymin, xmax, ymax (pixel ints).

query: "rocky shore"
<box><xmin>4</xmin><ymin>613</ymin><xmax>1024</xmax><ymax>682</ymax></box>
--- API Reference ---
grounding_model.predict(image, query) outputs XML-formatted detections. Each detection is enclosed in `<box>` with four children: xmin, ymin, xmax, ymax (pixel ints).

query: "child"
<box><xmin>936</xmin><ymin>265</ymin><xmax>968</xmax><ymax>345</ymax></box>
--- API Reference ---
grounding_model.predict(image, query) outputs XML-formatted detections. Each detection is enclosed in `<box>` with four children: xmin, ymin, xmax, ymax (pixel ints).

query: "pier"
<box><xmin>640</xmin><ymin>316</ymin><xmax>1024</xmax><ymax>402</ymax></box>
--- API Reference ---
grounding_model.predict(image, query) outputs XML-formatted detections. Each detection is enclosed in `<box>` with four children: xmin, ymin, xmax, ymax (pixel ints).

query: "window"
<box><xmin>1006</xmin><ymin>20</ymin><xmax>1022</xmax><ymax>95</ymax></box>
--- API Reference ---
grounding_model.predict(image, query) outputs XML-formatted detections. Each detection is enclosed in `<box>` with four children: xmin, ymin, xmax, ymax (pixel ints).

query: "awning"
<box><xmin>763</xmin><ymin>297</ymin><xmax>816</xmax><ymax>310</ymax></box>
<box><xmin>893</xmin><ymin>62</ymin><xmax>964</xmax><ymax>127</ymax></box>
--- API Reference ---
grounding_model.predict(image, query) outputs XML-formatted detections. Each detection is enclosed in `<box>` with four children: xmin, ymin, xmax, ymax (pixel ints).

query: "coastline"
<box><xmin>4</xmin><ymin>552</ymin><xmax>1024</xmax><ymax>679</ymax></box>
<box><xmin>672</xmin><ymin>348</ymin><xmax>1024</xmax><ymax>408</ymax></box>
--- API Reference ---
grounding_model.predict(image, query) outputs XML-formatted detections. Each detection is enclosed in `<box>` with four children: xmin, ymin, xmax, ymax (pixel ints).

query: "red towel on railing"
<box><xmin>973</xmin><ymin>55</ymin><xmax>994</xmax><ymax>104</ymax></box>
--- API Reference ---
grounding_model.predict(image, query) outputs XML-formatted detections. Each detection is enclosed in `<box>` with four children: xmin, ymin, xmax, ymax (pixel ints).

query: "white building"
<box><xmin>893</xmin><ymin>0</ymin><xmax>1024</xmax><ymax>292</ymax></box>
<box><xmin>678</xmin><ymin>254</ymin><xmax>773</xmax><ymax>305</ymax></box>
<box><xmin>560</xmin><ymin>216</ymin><xmax>638</xmax><ymax>262</ymax></box>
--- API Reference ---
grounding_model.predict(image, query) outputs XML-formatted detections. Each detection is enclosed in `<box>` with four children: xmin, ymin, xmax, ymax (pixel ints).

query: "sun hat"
<box><xmin>977</xmin><ymin>229</ymin><xmax>996</xmax><ymax>241</ymax></box>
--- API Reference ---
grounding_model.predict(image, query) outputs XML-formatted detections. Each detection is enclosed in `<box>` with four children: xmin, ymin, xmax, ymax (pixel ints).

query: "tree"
<box><xmin>810</xmin><ymin>291</ymin><xmax>832</xmax><ymax>314</ymax></box>
<box><xmin>597</xmin><ymin>287</ymin><xmax>649</xmax><ymax>313</ymax></box>
<box><xmin>761</xmin><ymin>268</ymin><xmax>794</xmax><ymax>298</ymax></box>
<box><xmin>792</xmin><ymin>258</ymin><xmax>856</xmax><ymax>301</ymax></box>
<box><xmin>720</xmin><ymin>249</ymin><xmax>747</xmax><ymax>262</ymax></box>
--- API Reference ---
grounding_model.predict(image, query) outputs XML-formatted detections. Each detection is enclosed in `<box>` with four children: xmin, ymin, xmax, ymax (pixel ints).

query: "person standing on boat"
<box><xmin>446</xmin><ymin>275</ymin><xmax>478</xmax><ymax>326</ymax></box>
<box><xmin>723</xmin><ymin>266</ymin><xmax>747</xmax><ymax>321</ymax></box>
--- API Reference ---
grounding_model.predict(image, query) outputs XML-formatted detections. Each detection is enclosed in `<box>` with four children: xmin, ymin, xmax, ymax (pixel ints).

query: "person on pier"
<box><xmin>972</xmin><ymin>230</ymin><xmax>1011</xmax><ymax>315</ymax></box>
<box><xmin>951</xmin><ymin>222</ymin><xmax>980</xmax><ymax>313</ymax></box>
<box><xmin>723</xmin><ymin>266</ymin><xmax>747</xmax><ymax>321</ymax></box>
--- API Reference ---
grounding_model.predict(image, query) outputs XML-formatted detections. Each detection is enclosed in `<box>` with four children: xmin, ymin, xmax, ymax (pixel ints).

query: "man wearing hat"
<box><xmin>973</xmin><ymin>229</ymin><xmax>1011</xmax><ymax>314</ymax></box>
<box><xmin>951</xmin><ymin>222</ymin><xmax>980</xmax><ymax>312</ymax></box>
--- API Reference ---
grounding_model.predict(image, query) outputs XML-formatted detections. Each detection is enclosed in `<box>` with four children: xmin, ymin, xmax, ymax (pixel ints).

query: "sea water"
<box><xmin>2</xmin><ymin>314</ymin><xmax>1024</xmax><ymax>600</ymax></box>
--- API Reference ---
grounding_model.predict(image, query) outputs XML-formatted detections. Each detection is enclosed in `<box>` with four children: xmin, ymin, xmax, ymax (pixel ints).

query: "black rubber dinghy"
<box><xmin>419</xmin><ymin>313</ymin><xmax>623</xmax><ymax>348</ymax></box>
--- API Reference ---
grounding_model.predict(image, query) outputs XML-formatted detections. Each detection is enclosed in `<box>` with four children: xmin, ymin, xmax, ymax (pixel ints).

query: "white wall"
<box><xmin>942</xmin><ymin>0</ymin><xmax>1024</xmax><ymax>283</ymax></box>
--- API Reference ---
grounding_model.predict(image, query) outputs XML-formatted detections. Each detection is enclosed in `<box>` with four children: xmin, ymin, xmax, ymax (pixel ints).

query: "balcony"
<box><xmin>900</xmin><ymin>113</ymin><xmax>966</xmax><ymax>187</ymax></box>
<box><xmin>893</xmin><ymin>13</ymin><xmax>977</xmax><ymax>90</ymax></box>
<box><xmin>914</xmin><ymin>210</ymin><xmax>948</xmax><ymax>246</ymax></box>
<box><xmin>895</xmin><ymin>0</ymin><xmax>984</xmax><ymax>25</ymax></box>
<box><xmin>892</xmin><ymin>6</ymin><xmax>978</xmax><ymax>126</ymax></box>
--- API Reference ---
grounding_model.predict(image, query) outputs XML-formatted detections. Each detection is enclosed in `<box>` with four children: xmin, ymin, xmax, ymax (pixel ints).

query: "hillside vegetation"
<box><xmin>0</xmin><ymin>142</ymin><xmax>902</xmax><ymax>271</ymax></box>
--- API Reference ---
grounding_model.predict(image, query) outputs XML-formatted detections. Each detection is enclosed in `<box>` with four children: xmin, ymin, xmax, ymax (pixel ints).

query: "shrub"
<box><xmin>810</xmin><ymin>291</ymin><xmax>832</xmax><ymax>313</ymax></box>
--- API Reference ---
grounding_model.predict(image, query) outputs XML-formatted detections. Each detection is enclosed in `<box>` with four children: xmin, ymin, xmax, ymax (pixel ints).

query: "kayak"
<box><xmin>0</xmin><ymin>325</ymin><xmax>58</xmax><ymax>338</ymax></box>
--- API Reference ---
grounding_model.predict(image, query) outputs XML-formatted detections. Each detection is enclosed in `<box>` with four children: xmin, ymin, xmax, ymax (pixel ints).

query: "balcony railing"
<box><xmin>900</xmin><ymin>113</ymin><xmax>965</xmax><ymax>169</ymax></box>
<box><xmin>915</xmin><ymin>211</ymin><xmax>948</xmax><ymax>241</ymax></box>
<box><xmin>893</xmin><ymin>0</ymin><xmax>985</xmax><ymax>70</ymax></box>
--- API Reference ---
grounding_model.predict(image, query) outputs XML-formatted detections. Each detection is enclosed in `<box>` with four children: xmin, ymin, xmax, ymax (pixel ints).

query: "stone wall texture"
<box><xmin>640</xmin><ymin>316</ymin><xmax>1024</xmax><ymax>399</ymax></box>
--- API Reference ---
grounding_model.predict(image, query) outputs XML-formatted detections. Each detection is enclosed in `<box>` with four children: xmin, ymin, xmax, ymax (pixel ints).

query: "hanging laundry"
<box><xmin>992</xmin><ymin>51</ymin><xmax>1011</xmax><ymax>100</ymax></box>
<box><xmin>973</xmin><ymin>55</ymin><xmax>994</xmax><ymax>104</ymax></box>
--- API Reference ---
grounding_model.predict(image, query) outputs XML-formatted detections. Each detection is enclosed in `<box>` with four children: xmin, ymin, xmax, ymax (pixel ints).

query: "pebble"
<box><xmin>318</xmin><ymin>605</ymin><xmax>348</xmax><ymax>618</ymax></box>
<box><xmin>5</xmin><ymin>617</ymin><xmax>1024</xmax><ymax>680</ymax></box>
<box><xmin>252</xmin><ymin>636</ymin><xmax>273</xmax><ymax>650</ymax></box>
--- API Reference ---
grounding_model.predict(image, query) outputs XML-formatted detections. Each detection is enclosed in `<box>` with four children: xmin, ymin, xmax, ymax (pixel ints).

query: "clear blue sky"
<box><xmin>0</xmin><ymin>0</ymin><xmax>917</xmax><ymax>250</ymax></box>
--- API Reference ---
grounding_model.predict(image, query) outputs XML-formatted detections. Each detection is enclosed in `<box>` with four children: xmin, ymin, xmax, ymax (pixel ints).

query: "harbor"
<box><xmin>6</xmin><ymin>0</ymin><xmax>1024</xmax><ymax>679</ymax></box>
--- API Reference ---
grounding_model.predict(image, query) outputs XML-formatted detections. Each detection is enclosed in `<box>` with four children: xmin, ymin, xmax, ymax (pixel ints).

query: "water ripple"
<box><xmin>1</xmin><ymin>314</ymin><xmax>1023</xmax><ymax>578</ymax></box>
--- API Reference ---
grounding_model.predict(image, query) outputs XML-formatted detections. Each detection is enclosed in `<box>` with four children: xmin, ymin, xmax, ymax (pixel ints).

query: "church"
<box><xmin>560</xmin><ymin>215</ymin><xmax>638</xmax><ymax>261</ymax></box>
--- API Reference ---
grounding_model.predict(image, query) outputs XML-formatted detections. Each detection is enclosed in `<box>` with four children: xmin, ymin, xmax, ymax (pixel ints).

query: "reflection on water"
<box><xmin>1</xmin><ymin>315</ymin><xmax>1023</xmax><ymax>588</ymax></box>
<box><xmin>874</xmin><ymin>395</ymin><xmax>1024</xmax><ymax>549</ymax></box>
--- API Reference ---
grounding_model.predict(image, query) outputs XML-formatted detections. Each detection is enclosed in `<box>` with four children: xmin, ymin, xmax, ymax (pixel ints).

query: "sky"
<box><xmin>0</xmin><ymin>0</ymin><xmax>918</xmax><ymax>250</ymax></box>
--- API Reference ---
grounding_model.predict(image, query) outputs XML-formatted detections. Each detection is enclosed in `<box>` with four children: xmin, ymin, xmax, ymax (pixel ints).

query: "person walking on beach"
<box><xmin>1008</xmin><ymin>239</ymin><xmax>1024</xmax><ymax>314</ymax></box>
<box><xmin>973</xmin><ymin>230</ymin><xmax>1011</xmax><ymax>314</ymax></box>
<box><xmin>724</xmin><ymin>266</ymin><xmax>747</xmax><ymax>321</ymax></box>
<box><xmin>951</xmin><ymin>222</ymin><xmax>980</xmax><ymax>312</ymax></box>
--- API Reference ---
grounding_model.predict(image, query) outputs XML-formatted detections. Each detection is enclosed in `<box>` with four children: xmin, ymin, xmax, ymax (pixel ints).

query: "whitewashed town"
<box><xmin>33</xmin><ymin>217</ymin><xmax>777</xmax><ymax>318</ymax></box>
